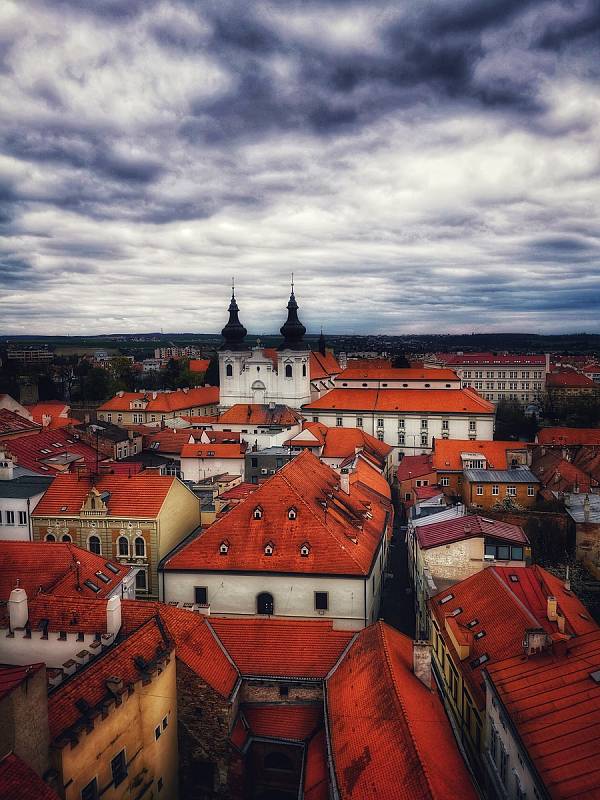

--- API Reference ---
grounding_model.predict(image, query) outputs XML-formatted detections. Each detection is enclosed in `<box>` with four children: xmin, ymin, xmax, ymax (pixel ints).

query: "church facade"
<box><xmin>218</xmin><ymin>287</ymin><xmax>312</xmax><ymax>409</ymax></box>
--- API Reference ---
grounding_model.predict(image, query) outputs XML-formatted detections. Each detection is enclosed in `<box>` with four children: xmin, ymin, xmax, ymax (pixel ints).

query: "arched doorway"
<box><xmin>251</xmin><ymin>380</ymin><xmax>266</xmax><ymax>404</ymax></box>
<box><xmin>257</xmin><ymin>592</ymin><xmax>274</xmax><ymax>615</ymax></box>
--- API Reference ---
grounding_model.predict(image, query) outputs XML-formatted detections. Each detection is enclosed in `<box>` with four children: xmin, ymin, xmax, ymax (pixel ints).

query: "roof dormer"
<box><xmin>300</xmin><ymin>542</ymin><xmax>310</xmax><ymax>557</ymax></box>
<box><xmin>288</xmin><ymin>506</ymin><xmax>297</xmax><ymax>520</ymax></box>
<box><xmin>253</xmin><ymin>506</ymin><xmax>263</xmax><ymax>520</ymax></box>
<box><xmin>219</xmin><ymin>540</ymin><xmax>230</xmax><ymax>555</ymax></box>
<box><xmin>264</xmin><ymin>541</ymin><xmax>275</xmax><ymax>556</ymax></box>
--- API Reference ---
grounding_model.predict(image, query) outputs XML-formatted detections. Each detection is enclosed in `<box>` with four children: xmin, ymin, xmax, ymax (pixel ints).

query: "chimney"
<box><xmin>8</xmin><ymin>586</ymin><xmax>28</xmax><ymax>630</ymax></box>
<box><xmin>340</xmin><ymin>467</ymin><xmax>350</xmax><ymax>495</ymax></box>
<box><xmin>523</xmin><ymin>628</ymin><xmax>550</xmax><ymax>656</ymax></box>
<box><xmin>584</xmin><ymin>494</ymin><xmax>591</xmax><ymax>524</ymax></box>
<box><xmin>547</xmin><ymin>596</ymin><xmax>558</xmax><ymax>622</ymax></box>
<box><xmin>0</xmin><ymin>453</ymin><xmax>14</xmax><ymax>481</ymax></box>
<box><xmin>413</xmin><ymin>640</ymin><xmax>432</xmax><ymax>689</ymax></box>
<box><xmin>106</xmin><ymin>595</ymin><xmax>122</xmax><ymax>636</ymax></box>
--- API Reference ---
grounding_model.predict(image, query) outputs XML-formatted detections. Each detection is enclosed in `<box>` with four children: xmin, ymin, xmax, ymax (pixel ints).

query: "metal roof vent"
<box><xmin>591</xmin><ymin>669</ymin><xmax>600</xmax><ymax>684</ymax></box>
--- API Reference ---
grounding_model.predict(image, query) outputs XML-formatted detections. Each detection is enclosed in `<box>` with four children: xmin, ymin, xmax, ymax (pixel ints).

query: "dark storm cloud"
<box><xmin>536</xmin><ymin>1</ymin><xmax>600</xmax><ymax>50</ymax></box>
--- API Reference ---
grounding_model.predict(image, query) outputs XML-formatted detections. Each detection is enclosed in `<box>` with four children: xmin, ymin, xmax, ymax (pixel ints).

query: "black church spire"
<box><xmin>220</xmin><ymin>280</ymin><xmax>248</xmax><ymax>350</ymax></box>
<box><xmin>279</xmin><ymin>276</ymin><xmax>306</xmax><ymax>351</ymax></box>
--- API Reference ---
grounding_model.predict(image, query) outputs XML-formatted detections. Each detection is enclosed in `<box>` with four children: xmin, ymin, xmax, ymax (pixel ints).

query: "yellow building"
<box><xmin>96</xmin><ymin>387</ymin><xmax>219</xmax><ymax>426</ymax></box>
<box><xmin>32</xmin><ymin>474</ymin><xmax>201</xmax><ymax>600</ymax></box>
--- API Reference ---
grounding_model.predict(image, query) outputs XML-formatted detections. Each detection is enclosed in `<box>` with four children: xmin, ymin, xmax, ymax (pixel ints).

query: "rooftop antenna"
<box><xmin>232</xmin><ymin>276</ymin><xmax>235</xmax><ymax>297</ymax></box>
<box><xmin>291</xmin><ymin>272</ymin><xmax>294</xmax><ymax>294</ymax></box>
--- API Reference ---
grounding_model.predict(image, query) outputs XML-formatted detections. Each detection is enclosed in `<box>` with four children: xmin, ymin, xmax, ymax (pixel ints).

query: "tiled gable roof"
<box><xmin>0</xmin><ymin>408</ymin><xmax>40</xmax><ymax>437</ymax></box>
<box><xmin>303</xmin><ymin>388</ymin><xmax>494</xmax><ymax>413</ymax></box>
<box><xmin>164</xmin><ymin>450</ymin><xmax>391</xmax><ymax>576</ymax></box>
<box><xmin>4</xmin><ymin>429</ymin><xmax>102</xmax><ymax>475</ymax></box>
<box><xmin>24</xmin><ymin>593</ymin><xmax>110</xmax><ymax>634</ymax></box>
<box><xmin>208</xmin><ymin>617</ymin><xmax>353</xmax><ymax>679</ymax></box>
<box><xmin>537</xmin><ymin>427</ymin><xmax>600</xmax><ymax>446</ymax></box>
<box><xmin>242</xmin><ymin>703</ymin><xmax>322</xmax><ymax>742</ymax></box>
<box><xmin>0</xmin><ymin>753</ymin><xmax>60</xmax><ymax>800</ymax></box>
<box><xmin>337</xmin><ymin>367</ymin><xmax>459</xmax><ymax>382</ymax></box>
<box><xmin>320</xmin><ymin>427</ymin><xmax>393</xmax><ymax>462</ymax></box>
<box><xmin>432</xmin><ymin>438</ymin><xmax>528</xmax><ymax>471</ymax></box>
<box><xmin>326</xmin><ymin>622</ymin><xmax>477</xmax><ymax>800</ymax></box>
<box><xmin>143</xmin><ymin>429</ymin><xmax>197</xmax><ymax>454</ymax></box>
<box><xmin>33</xmin><ymin>473</ymin><xmax>178</xmax><ymax>517</ymax></box>
<box><xmin>180</xmin><ymin>442</ymin><xmax>246</xmax><ymax>459</ymax></box>
<box><xmin>0</xmin><ymin>542</ymin><xmax>130</xmax><ymax>600</ymax></box>
<box><xmin>310</xmin><ymin>351</ymin><xmax>340</xmax><ymax>381</ymax></box>
<box><xmin>0</xmin><ymin>662</ymin><xmax>44</xmax><ymax>701</ymax></box>
<box><xmin>188</xmin><ymin>358</ymin><xmax>210</xmax><ymax>373</ymax></box>
<box><xmin>416</xmin><ymin>515</ymin><xmax>528</xmax><ymax>550</ymax></box>
<box><xmin>217</xmin><ymin>404</ymin><xmax>303</xmax><ymax>426</ymax></box>
<box><xmin>439</xmin><ymin>352</ymin><xmax>546</xmax><ymax>366</ymax></box>
<box><xmin>397</xmin><ymin>454</ymin><xmax>434</xmax><ymax>481</ymax></box>
<box><xmin>97</xmin><ymin>387</ymin><xmax>219</xmax><ymax>413</ymax></box>
<box><xmin>304</xmin><ymin>728</ymin><xmax>329</xmax><ymax>800</ymax></box>
<box><xmin>547</xmin><ymin>370</ymin><xmax>598</xmax><ymax>388</ymax></box>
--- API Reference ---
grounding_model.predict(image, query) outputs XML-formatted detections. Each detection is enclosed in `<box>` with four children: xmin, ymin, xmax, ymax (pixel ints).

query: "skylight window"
<box><xmin>95</xmin><ymin>571</ymin><xmax>111</xmax><ymax>584</ymax></box>
<box><xmin>470</xmin><ymin>653</ymin><xmax>489</xmax><ymax>669</ymax></box>
<box><xmin>474</xmin><ymin>631</ymin><xmax>486</xmax><ymax>640</ymax></box>
<box><xmin>60</xmin><ymin>505</ymin><xmax>67</xmax><ymax>512</ymax></box>
<box><xmin>438</xmin><ymin>594</ymin><xmax>454</xmax><ymax>605</ymax></box>
<box><xmin>590</xmin><ymin>669</ymin><xmax>600</xmax><ymax>684</ymax></box>
<box><xmin>449</xmin><ymin>607</ymin><xmax>463</xmax><ymax>617</ymax></box>
<box><xmin>466</xmin><ymin>619</ymin><xmax>479</xmax><ymax>629</ymax></box>
<box><xmin>84</xmin><ymin>579</ymin><xmax>100</xmax><ymax>594</ymax></box>
<box><xmin>509</xmin><ymin>574</ymin><xmax>519</xmax><ymax>583</ymax></box>
<box><xmin>52</xmin><ymin>443</ymin><xmax>62</xmax><ymax>448</ymax></box>
<box><xmin>40</xmin><ymin>449</ymin><xmax>51</xmax><ymax>454</ymax></box>
<box><xmin>105</xmin><ymin>562</ymin><xmax>120</xmax><ymax>574</ymax></box>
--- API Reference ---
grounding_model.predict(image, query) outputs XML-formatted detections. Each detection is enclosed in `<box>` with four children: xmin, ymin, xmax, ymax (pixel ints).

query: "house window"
<box><xmin>18</xmin><ymin>511</ymin><xmax>27</xmax><ymax>525</ymax></box>
<box><xmin>285</xmin><ymin>364</ymin><xmax>293</xmax><ymax>378</ymax></box>
<box><xmin>476</xmin><ymin>485</ymin><xmax>483</xmax><ymax>496</ymax></box>
<box><xmin>420</xmin><ymin>419</ymin><xmax>428</xmax><ymax>430</ymax></box>
<box><xmin>88</xmin><ymin>535</ymin><xmax>101</xmax><ymax>555</ymax></box>
<box><xmin>312</xmin><ymin>416</ymin><xmax>319</xmax><ymax>423</ymax></box>
<box><xmin>155</xmin><ymin>725</ymin><xmax>161</xmax><ymax>740</ymax></box>
<box><xmin>398</xmin><ymin>418</ymin><xmax>405</xmax><ymax>429</ymax></box>
<box><xmin>420</xmin><ymin>434</ymin><xmax>428</xmax><ymax>447</ymax></box>
<box><xmin>356</xmin><ymin>417</ymin><xmax>363</xmax><ymax>428</ymax></box>
<box><xmin>111</xmin><ymin>750</ymin><xmax>127</xmax><ymax>787</ymax></box>
<box><xmin>302</xmin><ymin>363</ymin><xmax>307</xmax><ymax>377</ymax></box>
<box><xmin>492</xmin><ymin>485</ymin><xmax>499</xmax><ymax>496</ymax></box>
<box><xmin>219</xmin><ymin>541</ymin><xmax>229</xmax><ymax>555</ymax></box>
<box><xmin>527</xmin><ymin>485</ymin><xmax>535</xmax><ymax>496</ymax></box>
<box><xmin>440</xmin><ymin>477</ymin><xmax>449</xmax><ymax>487</ymax></box>
<box><xmin>490</xmin><ymin>722</ymin><xmax>498</xmax><ymax>763</ymax></box>
<box><xmin>398</xmin><ymin>433</ymin><xmax>405</xmax><ymax>445</ymax></box>
<box><xmin>377</xmin><ymin>418</ymin><xmax>384</xmax><ymax>427</ymax></box>
<box><xmin>257</xmin><ymin>592</ymin><xmax>274</xmax><ymax>615</ymax></box>
<box><xmin>251</xmin><ymin>457</ymin><xmax>258</xmax><ymax>468</ymax></box>
<box><xmin>226</xmin><ymin>363</ymin><xmax>233</xmax><ymax>377</ymax></box>
<box><xmin>499</xmin><ymin>745</ymin><xmax>508</xmax><ymax>784</ymax></box>
<box><xmin>135</xmin><ymin>570</ymin><xmax>147</xmax><ymax>590</ymax></box>
<box><xmin>195</xmin><ymin>587</ymin><xmax>208</xmax><ymax>605</ymax></box>
<box><xmin>442</xmin><ymin>419</ymin><xmax>449</xmax><ymax>430</ymax></box>
<box><xmin>264</xmin><ymin>542</ymin><xmax>274</xmax><ymax>556</ymax></box>
<box><xmin>5</xmin><ymin>510</ymin><xmax>14</xmax><ymax>525</ymax></box>
<box><xmin>448</xmin><ymin>664</ymin><xmax>459</xmax><ymax>702</ymax></box>
<box><xmin>162</xmin><ymin>716</ymin><xmax>168</xmax><ymax>730</ymax></box>
<box><xmin>118</xmin><ymin>536</ymin><xmax>129</xmax><ymax>557</ymax></box>
<box><xmin>315</xmin><ymin>591</ymin><xmax>328</xmax><ymax>611</ymax></box>
<box><xmin>336</xmin><ymin>417</ymin><xmax>343</xmax><ymax>427</ymax></box>
<box><xmin>81</xmin><ymin>778</ymin><xmax>98</xmax><ymax>800</ymax></box>
<box><xmin>469</xmin><ymin>420</ymin><xmax>476</xmax><ymax>432</ymax></box>
<box><xmin>134</xmin><ymin>536</ymin><xmax>145</xmax><ymax>557</ymax></box>
<box><xmin>506</xmin><ymin>486</ymin><xmax>517</xmax><ymax>496</ymax></box>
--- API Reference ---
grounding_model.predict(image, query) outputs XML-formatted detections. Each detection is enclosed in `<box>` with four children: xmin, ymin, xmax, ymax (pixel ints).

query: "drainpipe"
<box><xmin>27</xmin><ymin>497</ymin><xmax>32</xmax><ymax>541</ymax></box>
<box><xmin>363</xmin><ymin>578</ymin><xmax>367</xmax><ymax>627</ymax></box>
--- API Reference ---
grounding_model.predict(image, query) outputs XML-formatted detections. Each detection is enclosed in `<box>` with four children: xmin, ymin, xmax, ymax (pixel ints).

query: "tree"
<box><xmin>494</xmin><ymin>399</ymin><xmax>537</xmax><ymax>441</ymax></box>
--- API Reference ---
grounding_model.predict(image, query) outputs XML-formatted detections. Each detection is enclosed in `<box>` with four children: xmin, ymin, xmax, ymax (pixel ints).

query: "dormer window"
<box><xmin>253</xmin><ymin>506</ymin><xmax>263</xmax><ymax>520</ymax></box>
<box><xmin>288</xmin><ymin>507</ymin><xmax>297</xmax><ymax>520</ymax></box>
<box><xmin>300</xmin><ymin>542</ymin><xmax>310</xmax><ymax>557</ymax></box>
<box><xmin>219</xmin><ymin>541</ymin><xmax>230</xmax><ymax>555</ymax></box>
<box><xmin>264</xmin><ymin>541</ymin><xmax>274</xmax><ymax>556</ymax></box>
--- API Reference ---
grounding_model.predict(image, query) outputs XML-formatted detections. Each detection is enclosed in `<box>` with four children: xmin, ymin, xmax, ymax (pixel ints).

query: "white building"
<box><xmin>160</xmin><ymin>450</ymin><xmax>393</xmax><ymax>630</ymax></box>
<box><xmin>303</xmin><ymin>387</ymin><xmax>496</xmax><ymax>462</ymax></box>
<box><xmin>0</xmin><ymin>456</ymin><xmax>52</xmax><ymax>540</ymax></box>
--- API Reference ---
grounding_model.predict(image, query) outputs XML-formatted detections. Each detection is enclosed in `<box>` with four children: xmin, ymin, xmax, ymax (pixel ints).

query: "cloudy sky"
<box><xmin>1</xmin><ymin>0</ymin><xmax>600</xmax><ymax>336</ymax></box>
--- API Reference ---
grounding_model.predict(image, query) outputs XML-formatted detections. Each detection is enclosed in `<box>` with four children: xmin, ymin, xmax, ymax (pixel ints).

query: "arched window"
<box><xmin>253</xmin><ymin>506</ymin><xmax>263</xmax><ymax>520</ymax></box>
<box><xmin>45</xmin><ymin>533</ymin><xmax>56</xmax><ymax>542</ymax></box>
<box><xmin>285</xmin><ymin>364</ymin><xmax>293</xmax><ymax>378</ymax></box>
<box><xmin>61</xmin><ymin>534</ymin><xmax>72</xmax><ymax>543</ymax></box>
<box><xmin>90</xmin><ymin>497</ymin><xmax>95</xmax><ymax>509</ymax></box>
<box><xmin>134</xmin><ymin>536</ymin><xmax>145</xmax><ymax>557</ymax></box>
<box><xmin>302</xmin><ymin>363</ymin><xmax>307</xmax><ymax>377</ymax></box>
<box><xmin>226</xmin><ymin>363</ymin><xmax>233</xmax><ymax>377</ymax></box>
<box><xmin>118</xmin><ymin>536</ymin><xmax>129</xmax><ymax>557</ymax></box>
<box><xmin>288</xmin><ymin>507</ymin><xmax>297</xmax><ymax>520</ymax></box>
<box><xmin>89</xmin><ymin>535</ymin><xmax>101</xmax><ymax>555</ymax></box>
<box><xmin>257</xmin><ymin>592</ymin><xmax>274</xmax><ymax>615</ymax></box>
<box><xmin>135</xmin><ymin>570</ymin><xmax>147</xmax><ymax>590</ymax></box>
<box><xmin>264</xmin><ymin>751</ymin><xmax>293</xmax><ymax>771</ymax></box>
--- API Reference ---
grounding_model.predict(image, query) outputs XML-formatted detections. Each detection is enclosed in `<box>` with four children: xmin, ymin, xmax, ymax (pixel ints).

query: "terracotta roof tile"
<box><xmin>0</xmin><ymin>409</ymin><xmax>41</xmax><ymax>437</ymax></box>
<box><xmin>98</xmin><ymin>387</ymin><xmax>219</xmax><ymax>413</ymax></box>
<box><xmin>326</xmin><ymin>622</ymin><xmax>477</xmax><ymax>800</ymax></box>
<box><xmin>303</xmin><ymin>388</ymin><xmax>494</xmax><ymax>413</ymax></box>
<box><xmin>208</xmin><ymin>617</ymin><xmax>353</xmax><ymax>679</ymax></box>
<box><xmin>243</xmin><ymin>703</ymin><xmax>322</xmax><ymax>741</ymax></box>
<box><xmin>337</xmin><ymin>368</ymin><xmax>459</xmax><ymax>382</ymax></box>
<box><xmin>24</xmin><ymin>402</ymin><xmax>70</xmax><ymax>426</ymax></box>
<box><xmin>547</xmin><ymin>371</ymin><xmax>598</xmax><ymax>388</ymax></box>
<box><xmin>0</xmin><ymin>542</ymin><xmax>130</xmax><ymax>600</ymax></box>
<box><xmin>4</xmin><ymin>429</ymin><xmax>103</xmax><ymax>475</ymax></box>
<box><xmin>24</xmin><ymin>593</ymin><xmax>110</xmax><ymax>634</ymax></box>
<box><xmin>397</xmin><ymin>454</ymin><xmax>434</xmax><ymax>481</ymax></box>
<box><xmin>217</xmin><ymin>404</ymin><xmax>303</xmax><ymax>426</ymax></box>
<box><xmin>34</xmin><ymin>473</ymin><xmax>179</xmax><ymax>517</ymax></box>
<box><xmin>164</xmin><ymin>451</ymin><xmax>391</xmax><ymax>576</ymax></box>
<box><xmin>320</xmin><ymin>427</ymin><xmax>393</xmax><ymax>462</ymax></box>
<box><xmin>304</xmin><ymin>728</ymin><xmax>329</xmax><ymax>800</ymax></box>
<box><xmin>180</xmin><ymin>443</ymin><xmax>246</xmax><ymax>459</ymax></box>
<box><xmin>188</xmin><ymin>359</ymin><xmax>210</xmax><ymax>373</ymax></box>
<box><xmin>0</xmin><ymin>753</ymin><xmax>60</xmax><ymax>800</ymax></box>
<box><xmin>432</xmin><ymin>438</ymin><xmax>528</xmax><ymax>471</ymax></box>
<box><xmin>310</xmin><ymin>351</ymin><xmax>341</xmax><ymax>381</ymax></box>
<box><xmin>143</xmin><ymin>429</ymin><xmax>196</xmax><ymax>454</ymax></box>
<box><xmin>416</xmin><ymin>515</ymin><xmax>528</xmax><ymax>550</ymax></box>
<box><xmin>0</xmin><ymin>662</ymin><xmax>44</xmax><ymax>701</ymax></box>
<box><xmin>439</xmin><ymin>352</ymin><xmax>547</xmax><ymax>366</ymax></box>
<box><xmin>537</xmin><ymin>427</ymin><xmax>600</xmax><ymax>446</ymax></box>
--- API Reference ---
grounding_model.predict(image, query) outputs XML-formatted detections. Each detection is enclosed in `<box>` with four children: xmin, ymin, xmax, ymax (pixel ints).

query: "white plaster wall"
<box><xmin>0</xmin><ymin>629</ymin><xmax>107</xmax><ymax>668</ymax></box>
<box><xmin>337</xmin><ymin>378</ymin><xmax>461</xmax><ymax>389</ymax></box>
<box><xmin>180</xmin><ymin>456</ymin><xmax>244</xmax><ymax>482</ymax></box>
<box><xmin>0</xmin><ymin>493</ymin><xmax>45</xmax><ymax>541</ymax></box>
<box><xmin>218</xmin><ymin>348</ymin><xmax>311</xmax><ymax>408</ymax></box>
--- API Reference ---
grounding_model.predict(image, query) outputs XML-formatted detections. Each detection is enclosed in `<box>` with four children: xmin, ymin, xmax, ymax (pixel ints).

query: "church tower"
<box><xmin>218</xmin><ymin>284</ymin><xmax>251</xmax><ymax>408</ymax></box>
<box><xmin>276</xmin><ymin>281</ymin><xmax>311</xmax><ymax>407</ymax></box>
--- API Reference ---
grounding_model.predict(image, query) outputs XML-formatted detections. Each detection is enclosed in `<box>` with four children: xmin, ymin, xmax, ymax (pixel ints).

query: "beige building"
<box><xmin>97</xmin><ymin>387</ymin><xmax>219</xmax><ymax>426</ymax></box>
<box><xmin>32</xmin><ymin>474</ymin><xmax>201</xmax><ymax>599</ymax></box>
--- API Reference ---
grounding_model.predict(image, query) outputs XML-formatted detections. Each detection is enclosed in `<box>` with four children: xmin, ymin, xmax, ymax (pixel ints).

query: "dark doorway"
<box><xmin>257</xmin><ymin>592</ymin><xmax>274</xmax><ymax>615</ymax></box>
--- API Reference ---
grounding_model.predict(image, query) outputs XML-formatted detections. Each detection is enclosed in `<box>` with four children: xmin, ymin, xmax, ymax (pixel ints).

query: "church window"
<box><xmin>88</xmin><ymin>535</ymin><xmax>101</xmax><ymax>555</ymax></box>
<box><xmin>134</xmin><ymin>536</ymin><xmax>146</xmax><ymax>557</ymax></box>
<box><xmin>118</xmin><ymin>536</ymin><xmax>129</xmax><ymax>556</ymax></box>
<box><xmin>302</xmin><ymin>364</ymin><xmax>307</xmax><ymax>377</ymax></box>
<box><xmin>253</xmin><ymin>506</ymin><xmax>263</xmax><ymax>520</ymax></box>
<box><xmin>226</xmin><ymin>364</ymin><xmax>233</xmax><ymax>378</ymax></box>
<box><xmin>285</xmin><ymin>364</ymin><xmax>293</xmax><ymax>378</ymax></box>
<box><xmin>45</xmin><ymin>533</ymin><xmax>56</xmax><ymax>542</ymax></box>
<box><xmin>61</xmin><ymin>534</ymin><xmax>72</xmax><ymax>542</ymax></box>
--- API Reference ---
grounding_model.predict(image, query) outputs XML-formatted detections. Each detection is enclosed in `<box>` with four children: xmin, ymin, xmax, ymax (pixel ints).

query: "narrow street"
<box><xmin>380</xmin><ymin>488</ymin><xmax>416</xmax><ymax>638</ymax></box>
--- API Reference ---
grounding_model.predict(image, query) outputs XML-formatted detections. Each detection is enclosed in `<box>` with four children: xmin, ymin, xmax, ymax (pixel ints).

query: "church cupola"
<box><xmin>220</xmin><ymin>282</ymin><xmax>248</xmax><ymax>351</ymax></box>
<box><xmin>279</xmin><ymin>279</ymin><xmax>307</xmax><ymax>351</ymax></box>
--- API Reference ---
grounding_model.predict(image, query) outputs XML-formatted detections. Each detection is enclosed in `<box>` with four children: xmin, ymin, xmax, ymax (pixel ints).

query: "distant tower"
<box><xmin>277</xmin><ymin>278</ymin><xmax>311</xmax><ymax>407</ymax></box>
<box><xmin>220</xmin><ymin>281</ymin><xmax>248</xmax><ymax>352</ymax></box>
<box><xmin>318</xmin><ymin>328</ymin><xmax>327</xmax><ymax>356</ymax></box>
<box><xmin>218</xmin><ymin>283</ymin><xmax>250</xmax><ymax>407</ymax></box>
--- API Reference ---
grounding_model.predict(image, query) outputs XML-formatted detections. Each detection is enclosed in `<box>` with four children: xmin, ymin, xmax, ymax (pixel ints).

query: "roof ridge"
<box><xmin>377</xmin><ymin>624</ymin><xmax>436</xmax><ymax>800</ymax></box>
<box><xmin>488</xmin><ymin>567</ymin><xmax>542</xmax><ymax>628</ymax></box>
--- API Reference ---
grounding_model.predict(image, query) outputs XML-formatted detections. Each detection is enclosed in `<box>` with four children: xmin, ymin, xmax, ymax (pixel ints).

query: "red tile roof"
<box><xmin>350</xmin><ymin>456</ymin><xmax>392</xmax><ymax>500</ymax></box>
<box><xmin>337</xmin><ymin>367</ymin><xmax>459</xmax><ymax>382</ymax></box>
<box><xmin>24</xmin><ymin>593</ymin><xmax>110</xmax><ymax>634</ymax></box>
<box><xmin>25</xmin><ymin>402</ymin><xmax>70</xmax><ymax>426</ymax></box>
<box><xmin>0</xmin><ymin>753</ymin><xmax>61</xmax><ymax>800</ymax></box>
<box><xmin>188</xmin><ymin>358</ymin><xmax>210</xmax><ymax>373</ymax></box>
<box><xmin>0</xmin><ymin>662</ymin><xmax>44</xmax><ymax>701</ymax></box>
<box><xmin>304</xmin><ymin>728</ymin><xmax>329</xmax><ymax>800</ymax></box>
<box><xmin>439</xmin><ymin>352</ymin><xmax>547</xmax><ymax>366</ymax></box>
<box><xmin>310</xmin><ymin>351</ymin><xmax>341</xmax><ymax>381</ymax></box>
<box><xmin>326</xmin><ymin>622</ymin><xmax>477</xmax><ymax>800</ymax></box>
<box><xmin>414</xmin><ymin>485</ymin><xmax>442</xmax><ymax>500</ymax></box>
<box><xmin>200</xmin><ymin>430</ymin><xmax>242</xmax><ymax>444</ymax></box>
<box><xmin>485</xmin><ymin>629</ymin><xmax>600</xmax><ymax>800</ymax></box>
<box><xmin>416</xmin><ymin>515</ymin><xmax>528</xmax><ymax>550</ymax></box>
<box><xmin>4</xmin><ymin>429</ymin><xmax>103</xmax><ymax>475</ymax></box>
<box><xmin>219</xmin><ymin>482</ymin><xmax>259</xmax><ymax>501</ymax></box>
<box><xmin>0</xmin><ymin>542</ymin><xmax>130</xmax><ymax>600</ymax></box>
<box><xmin>532</xmin><ymin>451</ymin><xmax>597</xmax><ymax>493</ymax></box>
<box><xmin>180</xmin><ymin>414</ymin><xmax>220</xmax><ymax>426</ymax></box>
<box><xmin>217</xmin><ymin>404</ymin><xmax>303</xmax><ymax>426</ymax></box>
<box><xmin>208</xmin><ymin>617</ymin><xmax>353</xmax><ymax>679</ymax></box>
<box><xmin>537</xmin><ymin>427</ymin><xmax>600</xmax><ymax>446</ymax></box>
<box><xmin>303</xmin><ymin>388</ymin><xmax>494</xmax><ymax>413</ymax></box>
<box><xmin>432</xmin><ymin>438</ymin><xmax>528</xmax><ymax>471</ymax></box>
<box><xmin>98</xmin><ymin>387</ymin><xmax>219</xmax><ymax>413</ymax></box>
<box><xmin>397</xmin><ymin>454</ymin><xmax>434</xmax><ymax>482</ymax></box>
<box><xmin>164</xmin><ymin>451</ymin><xmax>391</xmax><ymax>576</ymax></box>
<box><xmin>33</xmin><ymin>473</ymin><xmax>179</xmax><ymax>517</ymax></box>
<box><xmin>286</xmin><ymin>421</ymin><xmax>329</xmax><ymax>448</ymax></box>
<box><xmin>0</xmin><ymin>409</ymin><xmax>40</xmax><ymax>437</ymax></box>
<box><xmin>47</xmin><ymin>617</ymin><xmax>171</xmax><ymax>741</ymax></box>
<box><xmin>180</xmin><ymin>442</ymin><xmax>246</xmax><ymax>459</ymax></box>
<box><xmin>430</xmin><ymin>566</ymin><xmax>598</xmax><ymax>706</ymax></box>
<box><xmin>242</xmin><ymin>703</ymin><xmax>322</xmax><ymax>741</ymax></box>
<box><xmin>320</xmin><ymin>427</ymin><xmax>393</xmax><ymax>463</ymax></box>
<box><xmin>547</xmin><ymin>371</ymin><xmax>598</xmax><ymax>388</ymax></box>
<box><xmin>143</xmin><ymin>429</ymin><xmax>196</xmax><ymax>454</ymax></box>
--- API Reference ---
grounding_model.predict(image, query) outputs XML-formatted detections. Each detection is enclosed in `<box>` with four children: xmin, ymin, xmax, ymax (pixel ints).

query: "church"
<box><xmin>218</xmin><ymin>285</ymin><xmax>315</xmax><ymax>409</ymax></box>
